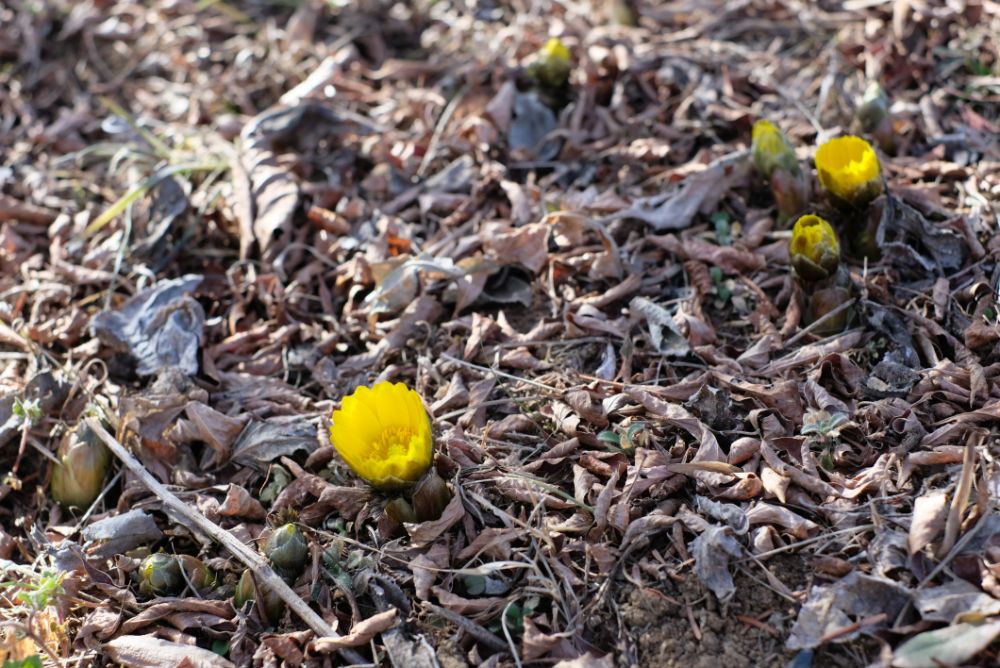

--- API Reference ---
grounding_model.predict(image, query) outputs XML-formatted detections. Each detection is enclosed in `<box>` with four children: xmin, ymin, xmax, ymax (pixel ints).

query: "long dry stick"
<box><xmin>84</xmin><ymin>418</ymin><xmax>367</xmax><ymax>665</ymax></box>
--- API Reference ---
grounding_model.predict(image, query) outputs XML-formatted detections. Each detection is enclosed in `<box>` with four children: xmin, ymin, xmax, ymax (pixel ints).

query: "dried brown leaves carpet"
<box><xmin>0</xmin><ymin>1</ymin><xmax>999</xmax><ymax>667</ymax></box>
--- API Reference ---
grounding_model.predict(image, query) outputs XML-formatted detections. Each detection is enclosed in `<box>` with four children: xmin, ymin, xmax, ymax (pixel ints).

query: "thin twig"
<box><xmin>84</xmin><ymin>418</ymin><xmax>367</xmax><ymax>666</ymax></box>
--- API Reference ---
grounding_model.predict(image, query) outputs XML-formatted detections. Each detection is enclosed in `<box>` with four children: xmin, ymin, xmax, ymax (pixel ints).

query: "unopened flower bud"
<box><xmin>770</xmin><ymin>166</ymin><xmax>811</xmax><ymax>221</ymax></box>
<box><xmin>530</xmin><ymin>38</ymin><xmax>572</xmax><ymax>89</ymax></box>
<box><xmin>853</xmin><ymin>83</ymin><xmax>894</xmax><ymax>153</ymax></box>
<box><xmin>50</xmin><ymin>423</ymin><xmax>111</xmax><ymax>509</ymax></box>
<box><xmin>264</xmin><ymin>524</ymin><xmax>308</xmax><ymax>579</ymax></box>
<box><xmin>178</xmin><ymin>555</ymin><xmax>217</xmax><ymax>596</ymax></box>
<box><xmin>234</xmin><ymin>570</ymin><xmax>284</xmax><ymax>626</ymax></box>
<box><xmin>411</xmin><ymin>469</ymin><xmax>452</xmax><ymax>523</ymax></box>
<box><xmin>751</xmin><ymin>120</ymin><xmax>798</xmax><ymax>181</ymax></box>
<box><xmin>807</xmin><ymin>286</ymin><xmax>853</xmax><ymax>336</ymax></box>
<box><xmin>385</xmin><ymin>497</ymin><xmax>417</xmax><ymax>524</ymax></box>
<box><xmin>139</xmin><ymin>553</ymin><xmax>183</xmax><ymax>597</ymax></box>
<box><xmin>790</xmin><ymin>215</ymin><xmax>841</xmax><ymax>283</ymax></box>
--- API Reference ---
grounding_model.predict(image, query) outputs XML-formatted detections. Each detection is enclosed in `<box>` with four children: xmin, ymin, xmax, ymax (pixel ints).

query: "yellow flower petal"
<box><xmin>815</xmin><ymin>135</ymin><xmax>882</xmax><ymax>207</ymax></box>
<box><xmin>790</xmin><ymin>214</ymin><xmax>840</xmax><ymax>282</ymax></box>
<box><xmin>329</xmin><ymin>381</ymin><xmax>433</xmax><ymax>490</ymax></box>
<box><xmin>751</xmin><ymin>120</ymin><xmax>798</xmax><ymax>180</ymax></box>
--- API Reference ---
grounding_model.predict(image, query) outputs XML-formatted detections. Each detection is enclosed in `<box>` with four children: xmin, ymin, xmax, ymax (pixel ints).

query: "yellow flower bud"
<box><xmin>790</xmin><ymin>215</ymin><xmax>840</xmax><ymax>283</ymax></box>
<box><xmin>751</xmin><ymin>120</ymin><xmax>798</xmax><ymax>180</ymax></box>
<box><xmin>532</xmin><ymin>37</ymin><xmax>572</xmax><ymax>88</ymax></box>
<box><xmin>815</xmin><ymin>135</ymin><xmax>882</xmax><ymax>208</ymax></box>
<box><xmin>50</xmin><ymin>423</ymin><xmax>111</xmax><ymax>509</ymax></box>
<box><xmin>329</xmin><ymin>382</ymin><xmax>433</xmax><ymax>491</ymax></box>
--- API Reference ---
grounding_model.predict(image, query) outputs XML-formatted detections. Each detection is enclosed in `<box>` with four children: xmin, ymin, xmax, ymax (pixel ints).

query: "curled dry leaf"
<box><xmin>91</xmin><ymin>275</ymin><xmax>204</xmax><ymax>376</ymax></box>
<box><xmin>311</xmin><ymin>609</ymin><xmax>399</xmax><ymax>651</ymax></box>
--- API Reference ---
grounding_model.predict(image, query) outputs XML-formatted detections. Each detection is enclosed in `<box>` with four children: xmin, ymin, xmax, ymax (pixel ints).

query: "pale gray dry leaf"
<box><xmin>382</xmin><ymin>629</ymin><xmax>440</xmax><ymax>668</ymax></box>
<box><xmin>786</xmin><ymin>572</ymin><xmax>911</xmax><ymax>650</ymax></box>
<box><xmin>615</xmin><ymin>154</ymin><xmax>749</xmax><ymax>230</ymax></box>
<box><xmin>689</xmin><ymin>525</ymin><xmax>744</xmax><ymax>604</ymax></box>
<box><xmin>91</xmin><ymin>275</ymin><xmax>204</xmax><ymax>376</ymax></box>
<box><xmin>553</xmin><ymin>652</ymin><xmax>616</xmax><ymax>668</ymax></box>
<box><xmin>508</xmin><ymin>91</ymin><xmax>559</xmax><ymax>159</ymax></box>
<box><xmin>365</xmin><ymin>254</ymin><xmax>465</xmax><ymax>315</ymax></box>
<box><xmin>696</xmin><ymin>496</ymin><xmax>748</xmax><ymax>534</ymax></box>
<box><xmin>892</xmin><ymin>621</ymin><xmax>1000</xmax><ymax>668</ymax></box>
<box><xmin>231</xmin><ymin>416</ymin><xmax>319</xmax><ymax>469</ymax></box>
<box><xmin>914</xmin><ymin>579</ymin><xmax>1000</xmax><ymax>623</ymax></box>
<box><xmin>81</xmin><ymin>509</ymin><xmax>163</xmax><ymax>559</ymax></box>
<box><xmin>629</xmin><ymin>297</ymin><xmax>690</xmax><ymax>357</ymax></box>
<box><xmin>105</xmin><ymin>635</ymin><xmax>235</xmax><ymax>668</ymax></box>
<box><xmin>909</xmin><ymin>490</ymin><xmax>949</xmax><ymax>554</ymax></box>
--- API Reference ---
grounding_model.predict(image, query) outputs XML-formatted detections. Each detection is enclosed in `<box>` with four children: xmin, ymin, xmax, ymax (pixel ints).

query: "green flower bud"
<box><xmin>854</xmin><ymin>83</ymin><xmax>894</xmax><ymax>153</ymax></box>
<box><xmin>178</xmin><ymin>555</ymin><xmax>217</xmax><ymax>595</ymax></box>
<box><xmin>411</xmin><ymin>469</ymin><xmax>452</xmax><ymax>523</ymax></box>
<box><xmin>384</xmin><ymin>497</ymin><xmax>417</xmax><ymax>524</ymax></box>
<box><xmin>139</xmin><ymin>553</ymin><xmax>183</xmax><ymax>597</ymax></box>
<box><xmin>264</xmin><ymin>524</ymin><xmax>308</xmax><ymax>579</ymax></box>
<box><xmin>807</xmin><ymin>286</ymin><xmax>853</xmax><ymax>336</ymax></box>
<box><xmin>770</xmin><ymin>166</ymin><xmax>811</xmax><ymax>221</ymax></box>
<box><xmin>234</xmin><ymin>570</ymin><xmax>284</xmax><ymax>626</ymax></box>
<box><xmin>50</xmin><ymin>423</ymin><xmax>111</xmax><ymax>509</ymax></box>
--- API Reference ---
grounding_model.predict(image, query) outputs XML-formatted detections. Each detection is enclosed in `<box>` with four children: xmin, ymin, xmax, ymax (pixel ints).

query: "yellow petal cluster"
<box><xmin>539</xmin><ymin>37</ymin><xmax>571</xmax><ymax>65</ymax></box>
<box><xmin>329</xmin><ymin>382</ymin><xmax>433</xmax><ymax>491</ymax></box>
<box><xmin>534</xmin><ymin>37</ymin><xmax>572</xmax><ymax>88</ymax></box>
<box><xmin>790</xmin><ymin>214</ymin><xmax>840</xmax><ymax>282</ymax></box>
<box><xmin>815</xmin><ymin>136</ymin><xmax>881</xmax><ymax>207</ymax></box>
<box><xmin>751</xmin><ymin>120</ymin><xmax>797</xmax><ymax>179</ymax></box>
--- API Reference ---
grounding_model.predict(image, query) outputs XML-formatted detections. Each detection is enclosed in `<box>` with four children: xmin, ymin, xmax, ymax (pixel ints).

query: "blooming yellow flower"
<box><xmin>790</xmin><ymin>214</ymin><xmax>840</xmax><ymax>282</ymax></box>
<box><xmin>329</xmin><ymin>382</ymin><xmax>433</xmax><ymax>490</ymax></box>
<box><xmin>814</xmin><ymin>135</ymin><xmax>881</xmax><ymax>207</ymax></box>
<box><xmin>540</xmin><ymin>37</ymin><xmax>570</xmax><ymax>64</ymax></box>
<box><xmin>751</xmin><ymin>120</ymin><xmax>798</xmax><ymax>180</ymax></box>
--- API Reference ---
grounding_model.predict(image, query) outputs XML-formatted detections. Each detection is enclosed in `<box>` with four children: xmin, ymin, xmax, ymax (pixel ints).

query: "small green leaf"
<box><xmin>3</xmin><ymin>656</ymin><xmax>43</xmax><ymax>668</ymax></box>
<box><xmin>211</xmin><ymin>639</ymin><xmax>229</xmax><ymax>657</ymax></box>
<box><xmin>597</xmin><ymin>431</ymin><xmax>621</xmax><ymax>448</ymax></box>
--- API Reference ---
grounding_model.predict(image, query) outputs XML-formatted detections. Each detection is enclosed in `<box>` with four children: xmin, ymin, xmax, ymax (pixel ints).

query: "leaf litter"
<box><xmin>0</xmin><ymin>1</ymin><xmax>999</xmax><ymax>667</ymax></box>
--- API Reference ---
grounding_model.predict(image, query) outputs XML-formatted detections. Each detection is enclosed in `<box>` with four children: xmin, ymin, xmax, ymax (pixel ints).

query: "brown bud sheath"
<box><xmin>411</xmin><ymin>469</ymin><xmax>453</xmax><ymax>523</ymax></box>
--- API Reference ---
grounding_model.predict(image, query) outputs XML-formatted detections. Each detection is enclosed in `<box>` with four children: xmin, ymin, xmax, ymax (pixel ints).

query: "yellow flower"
<box><xmin>814</xmin><ymin>135</ymin><xmax>881</xmax><ymax>207</ymax></box>
<box><xmin>533</xmin><ymin>37</ymin><xmax>572</xmax><ymax>88</ymax></box>
<box><xmin>790</xmin><ymin>214</ymin><xmax>840</xmax><ymax>282</ymax></box>
<box><xmin>329</xmin><ymin>382</ymin><xmax>433</xmax><ymax>490</ymax></box>
<box><xmin>540</xmin><ymin>37</ymin><xmax>571</xmax><ymax>64</ymax></box>
<box><xmin>751</xmin><ymin>120</ymin><xmax>798</xmax><ymax>180</ymax></box>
